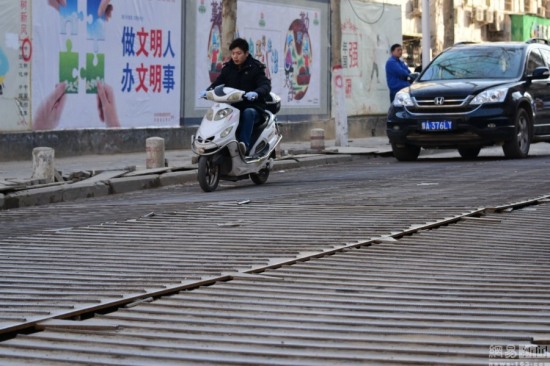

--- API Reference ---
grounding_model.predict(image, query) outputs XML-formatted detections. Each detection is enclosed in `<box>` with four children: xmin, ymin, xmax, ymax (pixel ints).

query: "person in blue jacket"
<box><xmin>385</xmin><ymin>43</ymin><xmax>411</xmax><ymax>103</ymax></box>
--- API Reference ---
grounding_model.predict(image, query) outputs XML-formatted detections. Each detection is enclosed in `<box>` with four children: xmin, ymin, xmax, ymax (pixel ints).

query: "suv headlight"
<box><xmin>393</xmin><ymin>91</ymin><xmax>414</xmax><ymax>107</ymax></box>
<box><xmin>470</xmin><ymin>87</ymin><xmax>508</xmax><ymax>105</ymax></box>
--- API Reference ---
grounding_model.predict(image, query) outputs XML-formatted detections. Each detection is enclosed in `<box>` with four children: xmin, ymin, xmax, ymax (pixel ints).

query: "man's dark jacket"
<box><xmin>208</xmin><ymin>54</ymin><xmax>271</xmax><ymax>111</ymax></box>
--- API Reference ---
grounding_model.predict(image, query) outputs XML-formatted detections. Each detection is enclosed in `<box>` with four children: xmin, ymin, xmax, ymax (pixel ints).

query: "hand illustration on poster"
<box><xmin>33</xmin><ymin>80</ymin><xmax>120</xmax><ymax>130</ymax></box>
<box><xmin>48</xmin><ymin>0</ymin><xmax>67</xmax><ymax>11</ymax></box>
<box><xmin>97</xmin><ymin>81</ymin><xmax>120</xmax><ymax>127</ymax></box>
<box><xmin>32</xmin><ymin>82</ymin><xmax>67</xmax><ymax>131</ymax></box>
<box><xmin>98</xmin><ymin>0</ymin><xmax>113</xmax><ymax>21</ymax></box>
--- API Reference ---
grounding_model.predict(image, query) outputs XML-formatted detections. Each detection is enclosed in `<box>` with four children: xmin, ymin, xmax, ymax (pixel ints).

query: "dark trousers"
<box><xmin>239</xmin><ymin>108</ymin><xmax>261</xmax><ymax>151</ymax></box>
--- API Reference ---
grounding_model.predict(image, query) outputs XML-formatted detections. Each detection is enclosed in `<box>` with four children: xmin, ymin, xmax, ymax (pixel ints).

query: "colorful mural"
<box><xmin>207</xmin><ymin>1</ymin><xmax>223</xmax><ymax>83</ymax></box>
<box><xmin>283</xmin><ymin>13</ymin><xmax>313</xmax><ymax>101</ymax></box>
<box><xmin>238</xmin><ymin>0</ymin><xmax>321</xmax><ymax>107</ymax></box>
<box><xmin>195</xmin><ymin>0</ymin><xmax>322</xmax><ymax>109</ymax></box>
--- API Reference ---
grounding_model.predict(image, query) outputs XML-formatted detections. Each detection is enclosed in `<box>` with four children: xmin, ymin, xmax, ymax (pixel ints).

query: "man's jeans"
<box><xmin>239</xmin><ymin>108</ymin><xmax>261</xmax><ymax>152</ymax></box>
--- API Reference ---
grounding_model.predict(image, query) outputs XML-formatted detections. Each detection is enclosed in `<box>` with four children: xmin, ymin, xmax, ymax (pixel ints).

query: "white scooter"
<box><xmin>192</xmin><ymin>85</ymin><xmax>282</xmax><ymax>192</ymax></box>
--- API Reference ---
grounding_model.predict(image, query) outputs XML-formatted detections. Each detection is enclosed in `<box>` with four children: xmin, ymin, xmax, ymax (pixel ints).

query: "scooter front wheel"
<box><xmin>197</xmin><ymin>156</ymin><xmax>220</xmax><ymax>192</ymax></box>
<box><xmin>250</xmin><ymin>168</ymin><xmax>270</xmax><ymax>185</ymax></box>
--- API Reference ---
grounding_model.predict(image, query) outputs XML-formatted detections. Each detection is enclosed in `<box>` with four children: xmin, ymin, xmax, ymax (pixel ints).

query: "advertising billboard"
<box><xmin>194</xmin><ymin>0</ymin><xmax>324</xmax><ymax>110</ymax></box>
<box><xmin>0</xmin><ymin>1</ymin><xmax>31</xmax><ymax>131</ymax></box>
<box><xmin>31</xmin><ymin>0</ymin><xmax>182</xmax><ymax>130</ymax></box>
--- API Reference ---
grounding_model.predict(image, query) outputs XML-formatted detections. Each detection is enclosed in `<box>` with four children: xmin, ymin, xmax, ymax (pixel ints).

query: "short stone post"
<box><xmin>31</xmin><ymin>147</ymin><xmax>55</xmax><ymax>183</ymax></box>
<box><xmin>310</xmin><ymin>128</ymin><xmax>325</xmax><ymax>152</ymax></box>
<box><xmin>146</xmin><ymin>137</ymin><xmax>165</xmax><ymax>169</ymax></box>
<box><xmin>332</xmin><ymin>65</ymin><xmax>349</xmax><ymax>147</ymax></box>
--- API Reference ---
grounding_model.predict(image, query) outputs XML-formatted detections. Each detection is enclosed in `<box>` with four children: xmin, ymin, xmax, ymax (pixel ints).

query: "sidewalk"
<box><xmin>0</xmin><ymin>137</ymin><xmax>393</xmax><ymax>210</ymax></box>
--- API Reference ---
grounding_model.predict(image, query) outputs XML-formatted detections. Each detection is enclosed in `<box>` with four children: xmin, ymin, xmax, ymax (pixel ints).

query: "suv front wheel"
<box><xmin>391</xmin><ymin>143</ymin><xmax>421</xmax><ymax>161</ymax></box>
<box><xmin>502</xmin><ymin>108</ymin><xmax>531</xmax><ymax>159</ymax></box>
<box><xmin>458</xmin><ymin>146</ymin><xmax>482</xmax><ymax>159</ymax></box>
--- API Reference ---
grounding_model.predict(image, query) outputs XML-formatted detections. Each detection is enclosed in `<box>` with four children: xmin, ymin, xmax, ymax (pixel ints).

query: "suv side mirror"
<box><xmin>408</xmin><ymin>72</ymin><xmax>420</xmax><ymax>82</ymax></box>
<box><xmin>531</xmin><ymin>66</ymin><xmax>550</xmax><ymax>80</ymax></box>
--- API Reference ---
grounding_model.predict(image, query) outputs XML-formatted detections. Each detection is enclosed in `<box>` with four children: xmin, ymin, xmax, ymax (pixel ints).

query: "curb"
<box><xmin>1</xmin><ymin>154</ymin><xmax>355</xmax><ymax>210</ymax></box>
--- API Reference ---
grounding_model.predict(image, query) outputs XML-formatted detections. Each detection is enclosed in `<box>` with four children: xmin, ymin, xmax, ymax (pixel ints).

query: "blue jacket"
<box><xmin>385</xmin><ymin>56</ymin><xmax>411</xmax><ymax>97</ymax></box>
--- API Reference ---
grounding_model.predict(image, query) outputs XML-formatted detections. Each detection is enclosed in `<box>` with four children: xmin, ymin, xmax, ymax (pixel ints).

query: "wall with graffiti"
<box><xmin>341</xmin><ymin>0</ymin><xmax>401</xmax><ymax>115</ymax></box>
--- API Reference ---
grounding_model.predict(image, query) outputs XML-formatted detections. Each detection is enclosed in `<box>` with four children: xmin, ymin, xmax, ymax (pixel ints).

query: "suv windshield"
<box><xmin>420</xmin><ymin>46</ymin><xmax>524</xmax><ymax>81</ymax></box>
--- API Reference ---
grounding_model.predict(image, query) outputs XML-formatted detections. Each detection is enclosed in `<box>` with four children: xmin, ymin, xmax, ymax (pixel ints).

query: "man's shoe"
<box><xmin>238</xmin><ymin>142</ymin><xmax>247</xmax><ymax>156</ymax></box>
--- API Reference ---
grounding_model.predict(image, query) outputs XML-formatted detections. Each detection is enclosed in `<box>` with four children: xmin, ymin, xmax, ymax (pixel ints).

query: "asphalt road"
<box><xmin>2</xmin><ymin>148</ymin><xmax>550</xmax><ymax>238</ymax></box>
<box><xmin>2</xmin><ymin>149</ymin><xmax>550</xmax><ymax>364</ymax></box>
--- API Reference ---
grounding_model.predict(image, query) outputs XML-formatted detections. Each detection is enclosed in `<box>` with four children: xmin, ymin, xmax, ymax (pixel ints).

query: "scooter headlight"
<box><xmin>215</xmin><ymin>108</ymin><xmax>233</xmax><ymax>121</ymax></box>
<box><xmin>220</xmin><ymin>126</ymin><xmax>233</xmax><ymax>138</ymax></box>
<box><xmin>205</xmin><ymin>108</ymin><xmax>214</xmax><ymax>120</ymax></box>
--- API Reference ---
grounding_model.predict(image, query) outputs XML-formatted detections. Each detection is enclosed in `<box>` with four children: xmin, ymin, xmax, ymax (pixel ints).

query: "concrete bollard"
<box><xmin>31</xmin><ymin>147</ymin><xmax>55</xmax><ymax>183</ymax></box>
<box><xmin>310</xmin><ymin>128</ymin><xmax>325</xmax><ymax>151</ymax></box>
<box><xmin>146</xmin><ymin>137</ymin><xmax>165</xmax><ymax>169</ymax></box>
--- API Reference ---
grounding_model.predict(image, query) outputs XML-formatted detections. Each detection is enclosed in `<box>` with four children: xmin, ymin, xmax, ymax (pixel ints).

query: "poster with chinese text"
<box><xmin>32</xmin><ymin>0</ymin><xmax>181</xmax><ymax>130</ymax></box>
<box><xmin>0</xmin><ymin>1</ymin><xmax>31</xmax><ymax>131</ymax></box>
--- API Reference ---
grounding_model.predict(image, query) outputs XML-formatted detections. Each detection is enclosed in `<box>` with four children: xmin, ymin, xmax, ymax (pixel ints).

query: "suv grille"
<box><xmin>407</xmin><ymin>96</ymin><xmax>477</xmax><ymax>114</ymax></box>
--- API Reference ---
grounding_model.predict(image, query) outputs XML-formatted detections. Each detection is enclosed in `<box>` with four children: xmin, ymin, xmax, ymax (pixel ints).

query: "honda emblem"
<box><xmin>434</xmin><ymin>97</ymin><xmax>445</xmax><ymax>105</ymax></box>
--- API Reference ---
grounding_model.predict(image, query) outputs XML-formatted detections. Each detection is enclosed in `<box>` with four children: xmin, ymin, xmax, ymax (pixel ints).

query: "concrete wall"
<box><xmin>0</xmin><ymin>116</ymin><xmax>387</xmax><ymax>162</ymax></box>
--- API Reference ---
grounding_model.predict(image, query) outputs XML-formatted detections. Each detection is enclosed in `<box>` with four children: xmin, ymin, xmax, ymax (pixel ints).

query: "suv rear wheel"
<box><xmin>502</xmin><ymin>108</ymin><xmax>531</xmax><ymax>159</ymax></box>
<box><xmin>391</xmin><ymin>143</ymin><xmax>421</xmax><ymax>161</ymax></box>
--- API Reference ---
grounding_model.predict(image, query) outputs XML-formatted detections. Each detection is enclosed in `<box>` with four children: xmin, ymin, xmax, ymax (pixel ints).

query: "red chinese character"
<box><xmin>348</xmin><ymin>41</ymin><xmax>358</xmax><ymax>68</ymax></box>
<box><xmin>136</xmin><ymin>63</ymin><xmax>149</xmax><ymax>92</ymax></box>
<box><xmin>137</xmin><ymin>27</ymin><xmax>149</xmax><ymax>57</ymax></box>
<box><xmin>345</xmin><ymin>78</ymin><xmax>352</xmax><ymax>96</ymax></box>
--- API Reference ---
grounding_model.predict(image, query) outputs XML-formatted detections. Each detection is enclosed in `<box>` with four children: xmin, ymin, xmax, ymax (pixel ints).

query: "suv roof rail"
<box><xmin>526</xmin><ymin>38</ymin><xmax>550</xmax><ymax>44</ymax></box>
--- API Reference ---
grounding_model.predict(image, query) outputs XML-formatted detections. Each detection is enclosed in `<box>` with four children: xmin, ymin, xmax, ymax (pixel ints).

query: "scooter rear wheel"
<box><xmin>250</xmin><ymin>168</ymin><xmax>270</xmax><ymax>185</ymax></box>
<box><xmin>198</xmin><ymin>156</ymin><xmax>220</xmax><ymax>192</ymax></box>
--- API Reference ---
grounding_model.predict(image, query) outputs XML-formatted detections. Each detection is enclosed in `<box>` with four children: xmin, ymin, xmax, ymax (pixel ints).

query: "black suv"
<box><xmin>387</xmin><ymin>39</ymin><xmax>550</xmax><ymax>161</ymax></box>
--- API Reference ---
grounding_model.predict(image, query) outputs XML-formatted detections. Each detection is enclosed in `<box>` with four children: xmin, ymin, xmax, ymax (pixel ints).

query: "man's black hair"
<box><xmin>390</xmin><ymin>43</ymin><xmax>402</xmax><ymax>52</ymax></box>
<box><xmin>229</xmin><ymin>38</ymin><xmax>249</xmax><ymax>53</ymax></box>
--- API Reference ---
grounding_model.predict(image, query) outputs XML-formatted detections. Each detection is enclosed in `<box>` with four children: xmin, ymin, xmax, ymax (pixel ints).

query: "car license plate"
<box><xmin>421</xmin><ymin>121</ymin><xmax>453</xmax><ymax>131</ymax></box>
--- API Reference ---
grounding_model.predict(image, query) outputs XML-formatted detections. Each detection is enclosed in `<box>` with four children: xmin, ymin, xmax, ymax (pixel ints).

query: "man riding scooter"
<box><xmin>200</xmin><ymin>38</ymin><xmax>271</xmax><ymax>156</ymax></box>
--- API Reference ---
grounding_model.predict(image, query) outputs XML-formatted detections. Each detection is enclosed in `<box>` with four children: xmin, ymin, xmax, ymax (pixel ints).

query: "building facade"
<box><xmin>395</xmin><ymin>0</ymin><xmax>550</xmax><ymax>68</ymax></box>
